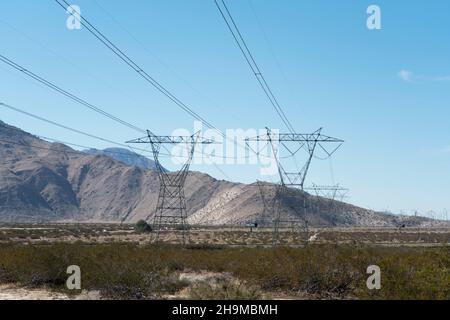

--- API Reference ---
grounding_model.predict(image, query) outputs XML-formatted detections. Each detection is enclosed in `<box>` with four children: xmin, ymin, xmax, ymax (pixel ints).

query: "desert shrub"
<box><xmin>134</xmin><ymin>220</ymin><xmax>152</xmax><ymax>233</ymax></box>
<box><xmin>0</xmin><ymin>264</ymin><xmax>14</xmax><ymax>283</ymax></box>
<box><xmin>188</xmin><ymin>280</ymin><xmax>265</xmax><ymax>300</ymax></box>
<box><xmin>95</xmin><ymin>267</ymin><xmax>187</xmax><ymax>299</ymax></box>
<box><xmin>174</xmin><ymin>224</ymin><xmax>191</xmax><ymax>231</ymax></box>
<box><xmin>0</xmin><ymin>243</ymin><xmax>448</xmax><ymax>299</ymax></box>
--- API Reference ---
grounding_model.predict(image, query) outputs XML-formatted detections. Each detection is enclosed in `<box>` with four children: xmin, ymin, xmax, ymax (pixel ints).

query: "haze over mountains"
<box><xmin>83</xmin><ymin>147</ymin><xmax>159</xmax><ymax>170</ymax></box>
<box><xmin>0</xmin><ymin>120</ymin><xmax>444</xmax><ymax>227</ymax></box>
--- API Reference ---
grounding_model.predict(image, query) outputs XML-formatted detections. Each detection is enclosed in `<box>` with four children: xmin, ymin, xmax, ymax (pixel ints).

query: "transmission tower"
<box><xmin>306</xmin><ymin>184</ymin><xmax>349</xmax><ymax>202</ymax></box>
<box><xmin>127</xmin><ymin>130</ymin><xmax>214</xmax><ymax>245</ymax></box>
<box><xmin>247</xmin><ymin>128</ymin><xmax>344</xmax><ymax>245</ymax></box>
<box><xmin>255</xmin><ymin>180</ymin><xmax>281</xmax><ymax>227</ymax></box>
<box><xmin>304</xmin><ymin>184</ymin><xmax>349</xmax><ymax>226</ymax></box>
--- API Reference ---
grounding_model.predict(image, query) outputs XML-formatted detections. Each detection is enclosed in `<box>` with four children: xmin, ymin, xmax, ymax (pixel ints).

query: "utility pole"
<box><xmin>127</xmin><ymin>130</ymin><xmax>214</xmax><ymax>245</ymax></box>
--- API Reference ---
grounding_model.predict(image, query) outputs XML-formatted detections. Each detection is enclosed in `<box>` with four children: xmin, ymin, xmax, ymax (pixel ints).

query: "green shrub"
<box><xmin>134</xmin><ymin>220</ymin><xmax>152</xmax><ymax>234</ymax></box>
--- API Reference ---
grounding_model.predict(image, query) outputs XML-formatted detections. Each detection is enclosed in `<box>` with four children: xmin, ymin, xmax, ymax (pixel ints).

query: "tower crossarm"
<box><xmin>126</xmin><ymin>132</ymin><xmax>216</xmax><ymax>145</ymax></box>
<box><xmin>245</xmin><ymin>130</ymin><xmax>344</xmax><ymax>144</ymax></box>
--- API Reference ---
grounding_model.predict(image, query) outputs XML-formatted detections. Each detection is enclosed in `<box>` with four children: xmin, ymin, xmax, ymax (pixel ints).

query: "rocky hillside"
<box><xmin>0</xmin><ymin>120</ymin><xmax>445</xmax><ymax>227</ymax></box>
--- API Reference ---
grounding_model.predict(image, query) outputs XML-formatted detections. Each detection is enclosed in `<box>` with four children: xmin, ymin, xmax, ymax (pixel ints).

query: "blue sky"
<box><xmin>0</xmin><ymin>0</ymin><xmax>449</xmax><ymax>215</ymax></box>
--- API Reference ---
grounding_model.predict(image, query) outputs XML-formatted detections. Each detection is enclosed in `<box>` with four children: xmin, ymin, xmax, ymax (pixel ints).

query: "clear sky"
<box><xmin>0</xmin><ymin>0</ymin><xmax>449</xmax><ymax>216</ymax></box>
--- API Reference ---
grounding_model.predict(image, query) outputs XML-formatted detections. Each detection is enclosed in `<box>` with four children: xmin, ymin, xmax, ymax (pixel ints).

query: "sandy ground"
<box><xmin>0</xmin><ymin>284</ymin><xmax>101</xmax><ymax>300</ymax></box>
<box><xmin>0</xmin><ymin>272</ymin><xmax>229</xmax><ymax>300</ymax></box>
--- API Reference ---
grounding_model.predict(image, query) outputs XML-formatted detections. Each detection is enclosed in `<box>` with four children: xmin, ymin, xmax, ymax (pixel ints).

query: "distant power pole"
<box><xmin>127</xmin><ymin>130</ymin><xmax>214</xmax><ymax>245</ymax></box>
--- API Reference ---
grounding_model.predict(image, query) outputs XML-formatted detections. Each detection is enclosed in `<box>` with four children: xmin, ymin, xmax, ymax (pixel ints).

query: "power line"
<box><xmin>214</xmin><ymin>0</ymin><xmax>296</xmax><ymax>135</ymax></box>
<box><xmin>215</xmin><ymin>0</ymin><xmax>342</xmax><ymax>187</ymax></box>
<box><xmin>54</xmin><ymin>0</ymin><xmax>219</xmax><ymax>133</ymax></box>
<box><xmin>214</xmin><ymin>0</ymin><xmax>307</xmax><ymax>176</ymax></box>
<box><xmin>0</xmin><ymin>17</ymin><xmax>178</xmax><ymax>160</ymax></box>
<box><xmin>53</xmin><ymin>1</ymin><xmax>266</xmax><ymax>165</ymax></box>
<box><xmin>0</xmin><ymin>102</ymin><xmax>142</xmax><ymax>151</ymax></box>
<box><xmin>91</xmin><ymin>0</ymin><xmax>249</xmax><ymax>130</ymax></box>
<box><xmin>0</xmin><ymin>101</ymin><xmax>211</xmax><ymax>159</ymax></box>
<box><xmin>0</xmin><ymin>136</ymin><xmax>84</xmax><ymax>156</ymax></box>
<box><xmin>0</xmin><ymin>54</ymin><xmax>254</xmax><ymax>162</ymax></box>
<box><xmin>0</xmin><ymin>99</ymin><xmax>262</xmax><ymax>161</ymax></box>
<box><xmin>0</xmin><ymin>53</ymin><xmax>146</xmax><ymax>135</ymax></box>
<box><xmin>0</xmin><ymin>101</ymin><xmax>261</xmax><ymax>187</ymax></box>
<box><xmin>0</xmin><ymin>17</ymin><xmax>139</xmax><ymax>105</ymax></box>
<box><xmin>247</xmin><ymin>0</ymin><xmax>290</xmax><ymax>87</ymax></box>
<box><xmin>38</xmin><ymin>135</ymin><xmax>142</xmax><ymax>158</ymax></box>
<box><xmin>0</xmin><ymin>53</ymin><xmax>181</xmax><ymax>159</ymax></box>
<box><xmin>0</xmin><ymin>129</ymin><xmax>150</xmax><ymax>161</ymax></box>
<box><xmin>1</xmin><ymin>3</ymin><xmax>280</xmax><ymax>187</ymax></box>
<box><xmin>1</xmin><ymin>122</ymin><xmax>251</xmax><ymax>200</ymax></box>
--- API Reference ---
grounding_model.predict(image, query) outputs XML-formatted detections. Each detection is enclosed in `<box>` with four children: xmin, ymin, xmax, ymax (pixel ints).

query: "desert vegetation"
<box><xmin>0</xmin><ymin>241</ymin><xmax>448</xmax><ymax>300</ymax></box>
<box><xmin>1</xmin><ymin>223</ymin><xmax>449</xmax><ymax>246</ymax></box>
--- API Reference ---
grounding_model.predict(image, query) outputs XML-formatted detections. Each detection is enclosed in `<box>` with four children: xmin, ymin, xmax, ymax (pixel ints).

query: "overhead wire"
<box><xmin>214</xmin><ymin>0</ymin><xmax>296</xmax><ymax>135</ymax></box>
<box><xmin>0</xmin><ymin>54</ymin><xmax>258</xmax><ymax>161</ymax></box>
<box><xmin>54</xmin><ymin>0</ymin><xmax>219</xmax><ymax>133</ymax></box>
<box><xmin>0</xmin><ymin>53</ymin><xmax>146</xmax><ymax>135</ymax></box>
<box><xmin>53</xmin><ymin>0</ymin><xmax>272</xmax><ymax>165</ymax></box>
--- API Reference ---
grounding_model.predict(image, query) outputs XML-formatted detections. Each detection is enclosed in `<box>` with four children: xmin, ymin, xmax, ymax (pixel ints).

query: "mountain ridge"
<box><xmin>0</xmin><ymin>120</ymin><xmax>446</xmax><ymax>227</ymax></box>
<box><xmin>83</xmin><ymin>147</ymin><xmax>160</xmax><ymax>171</ymax></box>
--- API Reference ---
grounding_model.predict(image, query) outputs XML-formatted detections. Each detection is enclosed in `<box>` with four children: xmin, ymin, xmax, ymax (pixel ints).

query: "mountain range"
<box><xmin>0</xmin><ymin>120</ymin><xmax>444</xmax><ymax>227</ymax></box>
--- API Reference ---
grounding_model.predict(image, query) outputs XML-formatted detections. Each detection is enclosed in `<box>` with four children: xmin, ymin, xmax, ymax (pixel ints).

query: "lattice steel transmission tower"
<box><xmin>255</xmin><ymin>180</ymin><xmax>281</xmax><ymax>227</ymax></box>
<box><xmin>305</xmin><ymin>184</ymin><xmax>349</xmax><ymax>204</ymax></box>
<box><xmin>247</xmin><ymin>128</ymin><xmax>344</xmax><ymax>245</ymax></box>
<box><xmin>305</xmin><ymin>184</ymin><xmax>349</xmax><ymax>226</ymax></box>
<box><xmin>127</xmin><ymin>130</ymin><xmax>214</xmax><ymax>244</ymax></box>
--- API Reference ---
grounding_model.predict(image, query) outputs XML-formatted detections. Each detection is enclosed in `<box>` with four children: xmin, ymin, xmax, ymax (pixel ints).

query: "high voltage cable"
<box><xmin>54</xmin><ymin>0</ymin><xmax>219</xmax><ymax>134</ymax></box>
<box><xmin>0</xmin><ymin>102</ymin><xmax>146</xmax><ymax>152</ymax></box>
<box><xmin>215</xmin><ymin>0</ymin><xmax>339</xmax><ymax>183</ymax></box>
<box><xmin>0</xmin><ymin>54</ymin><xmax>146</xmax><ymax>135</ymax></box>
<box><xmin>91</xmin><ymin>0</ymin><xmax>248</xmax><ymax>129</ymax></box>
<box><xmin>37</xmin><ymin>135</ymin><xmax>149</xmax><ymax>158</ymax></box>
<box><xmin>52</xmin><ymin>1</ymin><xmax>278</xmax><ymax>163</ymax></box>
<box><xmin>214</xmin><ymin>0</ymin><xmax>296</xmax><ymax>135</ymax></box>
<box><xmin>0</xmin><ymin>99</ymin><xmax>254</xmax><ymax>161</ymax></box>
<box><xmin>37</xmin><ymin>135</ymin><xmax>167</xmax><ymax>161</ymax></box>
<box><xmin>54</xmin><ymin>0</ymin><xmax>270</xmax><ymax>162</ymax></box>
<box><xmin>1</xmin><ymin>5</ymin><xmax>276</xmax><ymax>167</ymax></box>
<box><xmin>0</xmin><ymin>54</ymin><xmax>240</xmax><ymax>160</ymax></box>
<box><xmin>215</xmin><ymin>1</ymin><xmax>341</xmax><ymax>168</ymax></box>
<box><xmin>2</xmin><ymin>132</ymin><xmax>253</xmax><ymax>204</ymax></box>
<box><xmin>0</xmin><ymin>136</ymin><xmax>86</xmax><ymax>156</ymax></box>
<box><xmin>0</xmin><ymin>52</ymin><xmax>179</xmax><ymax>156</ymax></box>
<box><xmin>0</xmin><ymin>124</ymin><xmax>250</xmax><ymax>192</ymax></box>
<box><xmin>0</xmin><ymin>54</ymin><xmax>208</xmax><ymax>160</ymax></box>
<box><xmin>1</xmin><ymin>101</ymin><xmax>207</xmax><ymax>159</ymax></box>
<box><xmin>0</xmin><ymin>130</ymin><xmax>152</xmax><ymax>160</ymax></box>
<box><xmin>0</xmin><ymin>134</ymin><xmax>265</xmax><ymax>195</ymax></box>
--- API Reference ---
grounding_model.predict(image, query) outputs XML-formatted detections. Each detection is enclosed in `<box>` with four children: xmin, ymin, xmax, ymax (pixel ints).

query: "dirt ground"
<box><xmin>0</xmin><ymin>284</ymin><xmax>101</xmax><ymax>300</ymax></box>
<box><xmin>0</xmin><ymin>223</ymin><xmax>448</xmax><ymax>246</ymax></box>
